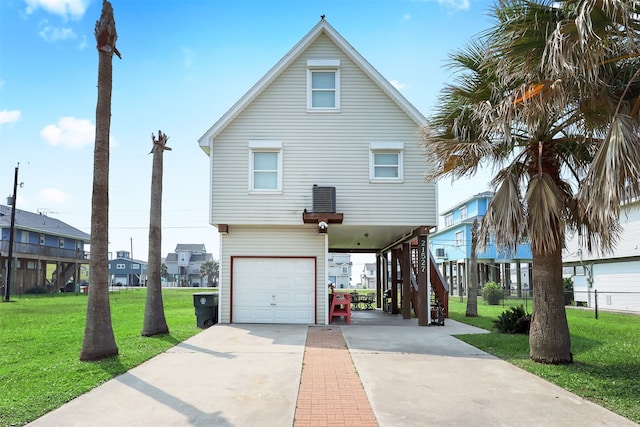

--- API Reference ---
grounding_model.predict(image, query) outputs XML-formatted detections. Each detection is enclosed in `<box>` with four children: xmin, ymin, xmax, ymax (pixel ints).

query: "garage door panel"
<box><xmin>232</xmin><ymin>257</ymin><xmax>315</xmax><ymax>324</ymax></box>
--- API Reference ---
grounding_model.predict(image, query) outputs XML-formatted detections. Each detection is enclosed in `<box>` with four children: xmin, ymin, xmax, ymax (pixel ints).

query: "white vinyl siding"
<box><xmin>209</xmin><ymin>34</ymin><xmax>437</xmax><ymax>226</ymax></box>
<box><xmin>219</xmin><ymin>226</ymin><xmax>327</xmax><ymax>324</ymax></box>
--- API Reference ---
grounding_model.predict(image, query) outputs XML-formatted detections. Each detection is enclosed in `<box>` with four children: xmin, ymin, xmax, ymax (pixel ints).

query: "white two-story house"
<box><xmin>198</xmin><ymin>19</ymin><xmax>439</xmax><ymax>325</ymax></box>
<box><xmin>563</xmin><ymin>196</ymin><xmax>640</xmax><ymax>312</ymax></box>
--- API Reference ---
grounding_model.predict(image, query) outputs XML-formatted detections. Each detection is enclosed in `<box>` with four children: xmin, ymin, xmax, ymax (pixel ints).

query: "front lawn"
<box><xmin>448</xmin><ymin>298</ymin><xmax>640</xmax><ymax>423</ymax></box>
<box><xmin>0</xmin><ymin>288</ymin><xmax>205</xmax><ymax>426</ymax></box>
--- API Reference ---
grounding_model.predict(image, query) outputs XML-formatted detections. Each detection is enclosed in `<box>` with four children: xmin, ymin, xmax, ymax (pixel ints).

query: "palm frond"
<box><xmin>479</xmin><ymin>167</ymin><xmax>526</xmax><ymax>253</ymax></box>
<box><xmin>578</xmin><ymin>114</ymin><xmax>640</xmax><ymax>248</ymax></box>
<box><xmin>525</xmin><ymin>172</ymin><xmax>565</xmax><ymax>253</ymax></box>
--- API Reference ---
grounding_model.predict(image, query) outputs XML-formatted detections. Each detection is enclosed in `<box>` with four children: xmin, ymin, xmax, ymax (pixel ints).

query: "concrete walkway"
<box><xmin>28</xmin><ymin>311</ymin><xmax>638</xmax><ymax>427</ymax></box>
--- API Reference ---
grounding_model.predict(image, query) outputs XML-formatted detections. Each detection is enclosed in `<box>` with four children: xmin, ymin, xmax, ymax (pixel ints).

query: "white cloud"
<box><xmin>37</xmin><ymin>188</ymin><xmax>70</xmax><ymax>205</ymax></box>
<box><xmin>390</xmin><ymin>80</ymin><xmax>409</xmax><ymax>90</ymax></box>
<box><xmin>0</xmin><ymin>109</ymin><xmax>22</xmax><ymax>125</ymax></box>
<box><xmin>39</xmin><ymin>21</ymin><xmax>77</xmax><ymax>42</ymax></box>
<box><xmin>25</xmin><ymin>0</ymin><xmax>89</xmax><ymax>20</ymax></box>
<box><xmin>78</xmin><ymin>34</ymin><xmax>88</xmax><ymax>50</ymax></box>
<box><xmin>403</xmin><ymin>13</ymin><xmax>412</xmax><ymax>21</ymax></box>
<box><xmin>438</xmin><ymin>0</ymin><xmax>470</xmax><ymax>11</ymax></box>
<box><xmin>40</xmin><ymin>116</ymin><xmax>94</xmax><ymax>149</ymax></box>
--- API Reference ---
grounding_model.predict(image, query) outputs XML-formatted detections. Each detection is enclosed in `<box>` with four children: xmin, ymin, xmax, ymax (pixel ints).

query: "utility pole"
<box><xmin>4</xmin><ymin>164</ymin><xmax>19</xmax><ymax>302</ymax></box>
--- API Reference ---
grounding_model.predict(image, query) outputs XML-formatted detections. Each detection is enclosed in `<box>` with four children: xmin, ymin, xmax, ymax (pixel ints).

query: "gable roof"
<box><xmin>198</xmin><ymin>19</ymin><xmax>427</xmax><ymax>153</ymax></box>
<box><xmin>0</xmin><ymin>205</ymin><xmax>90</xmax><ymax>241</ymax></box>
<box><xmin>175</xmin><ymin>243</ymin><xmax>207</xmax><ymax>253</ymax></box>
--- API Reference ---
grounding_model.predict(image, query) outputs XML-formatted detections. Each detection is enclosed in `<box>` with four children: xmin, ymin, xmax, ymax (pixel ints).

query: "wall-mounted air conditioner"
<box><xmin>312</xmin><ymin>185</ymin><xmax>336</xmax><ymax>213</ymax></box>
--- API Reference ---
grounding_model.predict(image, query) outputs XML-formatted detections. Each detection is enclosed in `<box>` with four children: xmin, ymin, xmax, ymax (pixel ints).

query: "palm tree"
<box><xmin>422</xmin><ymin>0</ymin><xmax>640</xmax><ymax>364</ymax></box>
<box><xmin>466</xmin><ymin>219</ymin><xmax>479</xmax><ymax>317</ymax></box>
<box><xmin>142</xmin><ymin>131</ymin><xmax>171</xmax><ymax>337</ymax></box>
<box><xmin>200</xmin><ymin>260</ymin><xmax>219</xmax><ymax>287</ymax></box>
<box><xmin>80</xmin><ymin>0</ymin><xmax>121</xmax><ymax>361</ymax></box>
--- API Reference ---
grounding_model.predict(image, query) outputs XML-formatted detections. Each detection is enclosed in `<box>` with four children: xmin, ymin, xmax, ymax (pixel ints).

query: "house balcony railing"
<box><xmin>0</xmin><ymin>241</ymin><xmax>90</xmax><ymax>261</ymax></box>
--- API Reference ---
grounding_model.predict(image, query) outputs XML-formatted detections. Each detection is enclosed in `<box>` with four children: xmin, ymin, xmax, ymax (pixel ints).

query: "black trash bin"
<box><xmin>193</xmin><ymin>292</ymin><xmax>218</xmax><ymax>328</ymax></box>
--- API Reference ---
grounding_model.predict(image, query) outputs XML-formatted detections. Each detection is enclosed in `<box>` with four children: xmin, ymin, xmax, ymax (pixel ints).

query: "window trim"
<box><xmin>455</xmin><ymin>231</ymin><xmax>464</xmax><ymax>246</ymax></box>
<box><xmin>460</xmin><ymin>206</ymin><xmax>468</xmax><ymax>220</ymax></box>
<box><xmin>445</xmin><ymin>214</ymin><xmax>453</xmax><ymax>227</ymax></box>
<box><xmin>248</xmin><ymin>140</ymin><xmax>283</xmax><ymax>193</ymax></box>
<box><xmin>307</xmin><ymin>59</ymin><xmax>340</xmax><ymax>111</ymax></box>
<box><xmin>369</xmin><ymin>142</ymin><xmax>404</xmax><ymax>182</ymax></box>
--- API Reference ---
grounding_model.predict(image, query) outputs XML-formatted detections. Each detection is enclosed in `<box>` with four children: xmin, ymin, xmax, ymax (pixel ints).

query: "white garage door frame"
<box><xmin>230</xmin><ymin>256</ymin><xmax>317</xmax><ymax>324</ymax></box>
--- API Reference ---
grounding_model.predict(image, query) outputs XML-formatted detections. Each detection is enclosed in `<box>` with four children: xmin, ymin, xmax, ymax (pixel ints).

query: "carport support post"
<box><xmin>417</xmin><ymin>232</ymin><xmax>429</xmax><ymax>326</ymax></box>
<box><xmin>401</xmin><ymin>243</ymin><xmax>412</xmax><ymax>319</ymax></box>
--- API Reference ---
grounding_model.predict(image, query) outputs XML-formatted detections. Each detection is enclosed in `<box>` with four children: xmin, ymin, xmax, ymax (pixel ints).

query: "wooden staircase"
<box><xmin>410</xmin><ymin>246</ymin><xmax>449</xmax><ymax>319</ymax></box>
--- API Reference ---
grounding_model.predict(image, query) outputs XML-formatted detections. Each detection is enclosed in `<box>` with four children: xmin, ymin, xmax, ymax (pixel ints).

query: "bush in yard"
<box><xmin>494</xmin><ymin>305</ymin><xmax>531</xmax><ymax>334</ymax></box>
<box><xmin>481</xmin><ymin>281</ymin><xmax>503</xmax><ymax>305</ymax></box>
<box><xmin>563</xmin><ymin>277</ymin><xmax>574</xmax><ymax>306</ymax></box>
<box><xmin>25</xmin><ymin>286</ymin><xmax>47</xmax><ymax>295</ymax></box>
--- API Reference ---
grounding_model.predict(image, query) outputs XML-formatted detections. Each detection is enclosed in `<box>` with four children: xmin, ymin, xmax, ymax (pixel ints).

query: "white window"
<box><xmin>445</xmin><ymin>214</ymin><xmax>453</xmax><ymax>227</ymax></box>
<box><xmin>460</xmin><ymin>206</ymin><xmax>467</xmax><ymax>220</ymax></box>
<box><xmin>455</xmin><ymin>231</ymin><xmax>464</xmax><ymax>246</ymax></box>
<box><xmin>307</xmin><ymin>60</ymin><xmax>340</xmax><ymax>111</ymax></box>
<box><xmin>249</xmin><ymin>141</ymin><xmax>283</xmax><ymax>192</ymax></box>
<box><xmin>40</xmin><ymin>234</ymin><xmax>45</xmax><ymax>245</ymax></box>
<box><xmin>369</xmin><ymin>142</ymin><xmax>404</xmax><ymax>182</ymax></box>
<box><xmin>59</xmin><ymin>237</ymin><xmax>64</xmax><ymax>248</ymax></box>
<box><xmin>116</xmin><ymin>264</ymin><xmax>126</xmax><ymax>270</ymax></box>
<box><xmin>341</xmin><ymin>265</ymin><xmax>349</xmax><ymax>275</ymax></box>
<box><xmin>132</xmin><ymin>263</ymin><xmax>140</xmax><ymax>270</ymax></box>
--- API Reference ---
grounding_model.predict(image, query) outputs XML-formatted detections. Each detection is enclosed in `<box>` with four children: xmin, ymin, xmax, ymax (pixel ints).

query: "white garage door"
<box><xmin>232</xmin><ymin>257</ymin><xmax>316</xmax><ymax>324</ymax></box>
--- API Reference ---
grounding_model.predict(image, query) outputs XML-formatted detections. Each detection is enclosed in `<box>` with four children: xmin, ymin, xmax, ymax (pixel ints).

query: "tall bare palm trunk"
<box><xmin>142</xmin><ymin>131</ymin><xmax>170</xmax><ymax>336</ymax></box>
<box><xmin>466</xmin><ymin>219</ymin><xmax>479</xmax><ymax>317</ymax></box>
<box><xmin>529</xmin><ymin>245</ymin><xmax>572</xmax><ymax>364</ymax></box>
<box><xmin>80</xmin><ymin>0</ymin><xmax>120</xmax><ymax>361</ymax></box>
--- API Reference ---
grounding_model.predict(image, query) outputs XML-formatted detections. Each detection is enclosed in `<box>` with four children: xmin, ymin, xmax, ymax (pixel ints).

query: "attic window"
<box><xmin>307</xmin><ymin>59</ymin><xmax>340</xmax><ymax>111</ymax></box>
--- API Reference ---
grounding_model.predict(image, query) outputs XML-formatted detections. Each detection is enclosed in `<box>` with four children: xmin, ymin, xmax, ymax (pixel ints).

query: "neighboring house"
<box><xmin>430</xmin><ymin>192</ymin><xmax>533</xmax><ymax>295</ymax></box>
<box><xmin>328</xmin><ymin>253</ymin><xmax>351</xmax><ymax>289</ymax></box>
<box><xmin>108</xmin><ymin>250</ymin><xmax>147</xmax><ymax>287</ymax></box>
<box><xmin>360</xmin><ymin>263</ymin><xmax>376</xmax><ymax>289</ymax></box>
<box><xmin>164</xmin><ymin>244</ymin><xmax>214</xmax><ymax>287</ymax></box>
<box><xmin>563</xmin><ymin>197</ymin><xmax>640</xmax><ymax>313</ymax></box>
<box><xmin>198</xmin><ymin>19</ymin><xmax>444</xmax><ymax>325</ymax></box>
<box><xmin>0</xmin><ymin>204</ymin><xmax>89</xmax><ymax>294</ymax></box>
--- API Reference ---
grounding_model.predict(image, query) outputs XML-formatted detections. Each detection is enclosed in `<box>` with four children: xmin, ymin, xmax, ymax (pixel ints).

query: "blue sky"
<box><xmin>0</xmin><ymin>0</ymin><xmax>495</xmax><ymax>271</ymax></box>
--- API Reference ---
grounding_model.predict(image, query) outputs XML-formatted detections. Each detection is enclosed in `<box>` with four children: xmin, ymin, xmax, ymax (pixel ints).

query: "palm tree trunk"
<box><xmin>80</xmin><ymin>0</ymin><xmax>119</xmax><ymax>361</ymax></box>
<box><xmin>142</xmin><ymin>131</ymin><xmax>169</xmax><ymax>336</ymax></box>
<box><xmin>529</xmin><ymin>245</ymin><xmax>572</xmax><ymax>364</ymax></box>
<box><xmin>466</xmin><ymin>219</ymin><xmax>479</xmax><ymax>317</ymax></box>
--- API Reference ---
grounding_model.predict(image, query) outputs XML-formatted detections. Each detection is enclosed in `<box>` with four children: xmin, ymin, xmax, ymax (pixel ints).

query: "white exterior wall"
<box><xmin>209</xmin><ymin>34</ymin><xmax>436</xmax><ymax>227</ymax></box>
<box><xmin>564</xmin><ymin>200</ymin><xmax>640</xmax><ymax>312</ymax></box>
<box><xmin>219</xmin><ymin>226</ymin><xmax>328</xmax><ymax>324</ymax></box>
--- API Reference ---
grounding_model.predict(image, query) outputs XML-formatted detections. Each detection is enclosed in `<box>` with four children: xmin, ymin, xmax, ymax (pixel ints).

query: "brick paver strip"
<box><xmin>294</xmin><ymin>326</ymin><xmax>378</xmax><ymax>427</ymax></box>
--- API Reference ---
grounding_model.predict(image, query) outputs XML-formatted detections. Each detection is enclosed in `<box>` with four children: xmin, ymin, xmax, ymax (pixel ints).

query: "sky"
<box><xmin>0</xmin><ymin>0</ymin><xmax>497</xmax><ymax>280</ymax></box>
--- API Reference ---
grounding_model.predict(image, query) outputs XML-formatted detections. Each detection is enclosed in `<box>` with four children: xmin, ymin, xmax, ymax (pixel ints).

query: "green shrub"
<box><xmin>494</xmin><ymin>305</ymin><xmax>531</xmax><ymax>334</ymax></box>
<box><xmin>25</xmin><ymin>286</ymin><xmax>47</xmax><ymax>295</ymax></box>
<box><xmin>482</xmin><ymin>281</ymin><xmax>503</xmax><ymax>305</ymax></box>
<box><xmin>563</xmin><ymin>277</ymin><xmax>574</xmax><ymax>305</ymax></box>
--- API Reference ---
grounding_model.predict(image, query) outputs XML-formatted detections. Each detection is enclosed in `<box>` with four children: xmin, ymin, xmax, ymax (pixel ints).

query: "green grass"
<box><xmin>0</xmin><ymin>288</ymin><xmax>206</xmax><ymax>426</ymax></box>
<box><xmin>448</xmin><ymin>298</ymin><xmax>640</xmax><ymax>423</ymax></box>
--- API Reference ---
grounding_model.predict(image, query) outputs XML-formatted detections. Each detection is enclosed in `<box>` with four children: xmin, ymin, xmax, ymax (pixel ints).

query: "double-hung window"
<box><xmin>455</xmin><ymin>231</ymin><xmax>464</xmax><ymax>246</ymax></box>
<box><xmin>307</xmin><ymin>60</ymin><xmax>340</xmax><ymax>111</ymax></box>
<box><xmin>249</xmin><ymin>140</ymin><xmax>282</xmax><ymax>192</ymax></box>
<box><xmin>369</xmin><ymin>142</ymin><xmax>404</xmax><ymax>182</ymax></box>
